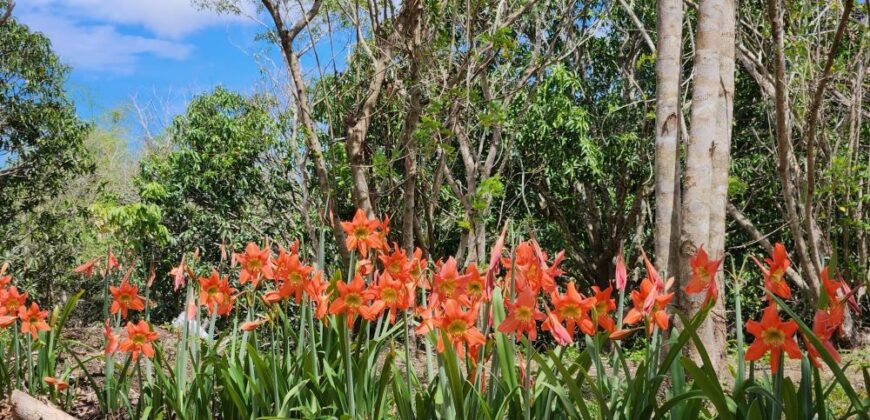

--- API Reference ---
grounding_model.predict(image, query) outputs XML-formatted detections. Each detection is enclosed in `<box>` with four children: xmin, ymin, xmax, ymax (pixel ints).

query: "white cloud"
<box><xmin>22</xmin><ymin>0</ymin><xmax>256</xmax><ymax>39</ymax></box>
<box><xmin>17</xmin><ymin>13</ymin><xmax>193</xmax><ymax>73</ymax></box>
<box><xmin>14</xmin><ymin>0</ymin><xmax>257</xmax><ymax>74</ymax></box>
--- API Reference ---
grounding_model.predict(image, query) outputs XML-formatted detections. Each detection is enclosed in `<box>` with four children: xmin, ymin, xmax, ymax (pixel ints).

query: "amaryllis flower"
<box><xmin>545</xmin><ymin>281</ymin><xmax>593</xmax><ymax>337</ymax></box>
<box><xmin>303</xmin><ymin>272</ymin><xmax>330</xmax><ymax>321</ymax></box>
<box><xmin>120</xmin><ymin>320</ymin><xmax>158</xmax><ymax>360</ymax></box>
<box><xmin>340</xmin><ymin>209</ymin><xmax>384</xmax><ymax>258</ymax></box>
<box><xmin>434</xmin><ymin>299</ymin><xmax>485</xmax><ymax>358</ymax></box>
<box><xmin>614</xmin><ymin>251</ymin><xmax>628</xmax><ymax>290</ymax></box>
<box><xmin>364</xmin><ymin>271</ymin><xmax>412</xmax><ymax>324</ymax></box>
<box><xmin>0</xmin><ymin>286</ymin><xmax>28</xmax><ymax>315</ymax></box>
<box><xmin>44</xmin><ymin>376</ymin><xmax>69</xmax><ymax>391</ymax></box>
<box><xmin>751</xmin><ymin>243</ymin><xmax>791</xmax><ymax>299</ymax></box>
<box><xmin>543</xmin><ymin>307</ymin><xmax>573</xmax><ymax>345</ymax></box>
<box><xmin>463</xmin><ymin>263</ymin><xmax>489</xmax><ymax>303</ymax></box>
<box><xmin>0</xmin><ymin>315</ymin><xmax>16</xmax><ymax>328</ymax></box>
<box><xmin>431</xmin><ymin>257</ymin><xmax>469</xmax><ymax>302</ymax></box>
<box><xmin>803</xmin><ymin>309</ymin><xmax>841</xmax><ymax>368</ymax></box>
<box><xmin>409</xmin><ymin>248</ymin><xmax>428</xmax><ymax>285</ymax></box>
<box><xmin>74</xmin><ymin>258</ymin><xmax>99</xmax><ymax>278</ymax></box>
<box><xmin>379</xmin><ymin>244</ymin><xmax>411</xmax><ymax>282</ymax></box>
<box><xmin>268</xmin><ymin>249</ymin><xmax>314</xmax><ymax>303</ymax></box>
<box><xmin>18</xmin><ymin>303</ymin><xmax>50</xmax><ymax>338</ymax></box>
<box><xmin>684</xmin><ymin>245</ymin><xmax>722</xmax><ymax>306</ymax></box>
<box><xmin>240</xmin><ymin>318</ymin><xmax>268</xmax><ymax>331</ymax></box>
<box><xmin>236</xmin><ymin>242</ymin><xmax>274</xmax><ymax>288</ymax></box>
<box><xmin>499</xmin><ymin>289</ymin><xmax>545</xmax><ymax>342</ymax></box>
<box><xmin>745</xmin><ymin>304</ymin><xmax>801</xmax><ymax>372</ymax></box>
<box><xmin>505</xmin><ymin>241</ymin><xmax>562</xmax><ymax>294</ymax></box>
<box><xmin>107</xmin><ymin>250</ymin><xmax>120</xmax><ymax>273</ymax></box>
<box><xmin>169</xmin><ymin>255</ymin><xmax>188</xmax><ymax>292</ymax></box>
<box><xmin>623</xmin><ymin>277</ymin><xmax>673</xmax><ymax>334</ymax></box>
<box><xmin>110</xmin><ymin>273</ymin><xmax>146</xmax><ymax>318</ymax></box>
<box><xmin>198</xmin><ymin>270</ymin><xmax>235</xmax><ymax>315</ymax></box>
<box><xmin>589</xmin><ymin>285</ymin><xmax>617</xmax><ymax>333</ymax></box>
<box><xmin>329</xmin><ymin>274</ymin><xmax>380</xmax><ymax>327</ymax></box>
<box><xmin>104</xmin><ymin>320</ymin><xmax>120</xmax><ymax>355</ymax></box>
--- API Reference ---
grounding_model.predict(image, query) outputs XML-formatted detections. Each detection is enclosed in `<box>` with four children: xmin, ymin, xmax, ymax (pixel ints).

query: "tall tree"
<box><xmin>653</xmin><ymin>0</ymin><xmax>682</xmax><ymax>277</ymax></box>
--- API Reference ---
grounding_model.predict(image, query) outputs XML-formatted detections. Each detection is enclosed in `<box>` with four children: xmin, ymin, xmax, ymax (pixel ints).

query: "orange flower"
<box><xmin>803</xmin><ymin>309</ymin><xmax>841</xmax><ymax>368</ymax></box>
<box><xmin>365</xmin><ymin>271</ymin><xmax>412</xmax><ymax>324</ymax></box>
<box><xmin>751</xmin><ymin>243</ymin><xmax>791</xmax><ymax>299</ymax></box>
<box><xmin>340</xmin><ymin>209</ymin><xmax>384</xmax><ymax>258</ymax></box>
<box><xmin>684</xmin><ymin>246</ymin><xmax>722</xmax><ymax>305</ymax></box>
<box><xmin>609</xmin><ymin>327</ymin><xmax>642</xmax><ymax>341</ymax></box>
<box><xmin>434</xmin><ymin>299</ymin><xmax>485</xmax><ymax>357</ymax></box>
<box><xmin>409</xmin><ymin>248</ymin><xmax>428</xmax><ymax>285</ymax></box>
<box><xmin>329</xmin><ymin>274</ymin><xmax>379</xmax><ymax>327</ymax></box>
<box><xmin>545</xmin><ymin>281</ymin><xmax>593</xmax><ymax>336</ymax></box>
<box><xmin>303</xmin><ymin>272</ymin><xmax>330</xmax><ymax>321</ymax></box>
<box><xmin>18</xmin><ymin>303</ymin><xmax>50</xmax><ymax>338</ymax></box>
<box><xmin>110</xmin><ymin>275</ymin><xmax>145</xmax><ymax>318</ymax></box>
<box><xmin>543</xmin><ymin>307</ymin><xmax>573</xmax><ymax>345</ymax></box>
<box><xmin>505</xmin><ymin>241</ymin><xmax>563</xmax><ymax>294</ymax></box>
<box><xmin>198</xmin><ymin>269</ymin><xmax>235</xmax><ymax>315</ymax></box>
<box><xmin>745</xmin><ymin>304</ymin><xmax>801</xmax><ymax>372</ymax></box>
<box><xmin>0</xmin><ymin>315</ymin><xmax>16</xmax><ymax>328</ymax></box>
<box><xmin>623</xmin><ymin>277</ymin><xmax>673</xmax><ymax>334</ymax></box>
<box><xmin>74</xmin><ymin>258</ymin><xmax>99</xmax><ymax>278</ymax></box>
<box><xmin>589</xmin><ymin>285</ymin><xmax>617</xmax><ymax>333</ymax></box>
<box><xmin>380</xmin><ymin>244</ymin><xmax>411</xmax><ymax>282</ymax></box>
<box><xmin>240</xmin><ymin>318</ymin><xmax>268</xmax><ymax>331</ymax></box>
<box><xmin>614</xmin><ymin>251</ymin><xmax>628</xmax><ymax>290</ymax></box>
<box><xmin>104</xmin><ymin>320</ymin><xmax>120</xmax><ymax>355</ymax></box>
<box><xmin>464</xmin><ymin>263</ymin><xmax>489</xmax><ymax>303</ymax></box>
<box><xmin>169</xmin><ymin>255</ymin><xmax>188</xmax><ymax>292</ymax></box>
<box><xmin>0</xmin><ymin>286</ymin><xmax>28</xmax><ymax>315</ymax></box>
<box><xmin>107</xmin><ymin>250</ymin><xmax>120</xmax><ymax>273</ymax></box>
<box><xmin>499</xmin><ymin>289</ymin><xmax>545</xmax><ymax>341</ymax></box>
<box><xmin>431</xmin><ymin>257</ymin><xmax>468</xmax><ymax>302</ymax></box>
<box><xmin>119</xmin><ymin>320</ymin><xmax>158</xmax><ymax>360</ymax></box>
<box><xmin>235</xmin><ymin>242</ymin><xmax>274</xmax><ymax>287</ymax></box>
<box><xmin>268</xmin><ymin>249</ymin><xmax>314</xmax><ymax>303</ymax></box>
<box><xmin>44</xmin><ymin>376</ymin><xmax>69</xmax><ymax>391</ymax></box>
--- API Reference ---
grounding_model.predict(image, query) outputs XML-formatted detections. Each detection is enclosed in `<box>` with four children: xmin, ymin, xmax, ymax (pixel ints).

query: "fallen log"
<box><xmin>11</xmin><ymin>390</ymin><xmax>77</xmax><ymax>420</ymax></box>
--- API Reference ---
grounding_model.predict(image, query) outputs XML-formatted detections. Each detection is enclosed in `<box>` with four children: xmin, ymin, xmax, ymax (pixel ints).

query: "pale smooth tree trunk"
<box><xmin>680</xmin><ymin>0</ymin><xmax>724</xmax><ymax>371</ymax></box>
<box><xmin>654</xmin><ymin>0</ymin><xmax>683</xmax><ymax>278</ymax></box>
<box><xmin>706</xmin><ymin>0</ymin><xmax>735</xmax><ymax>372</ymax></box>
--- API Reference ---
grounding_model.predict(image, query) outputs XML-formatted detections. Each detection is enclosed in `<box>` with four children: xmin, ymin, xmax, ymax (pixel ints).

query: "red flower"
<box><xmin>499</xmin><ymin>289</ymin><xmax>545</xmax><ymax>341</ymax></box>
<box><xmin>751</xmin><ymin>243</ymin><xmax>791</xmax><ymax>299</ymax></box>
<box><xmin>803</xmin><ymin>309</ymin><xmax>841</xmax><ymax>368</ymax></box>
<box><xmin>198</xmin><ymin>269</ymin><xmax>235</xmax><ymax>315</ymax></box>
<box><xmin>44</xmin><ymin>376</ymin><xmax>69</xmax><ymax>391</ymax></box>
<box><xmin>341</xmin><ymin>209</ymin><xmax>384</xmax><ymax>258</ymax></box>
<box><xmin>0</xmin><ymin>286</ymin><xmax>28</xmax><ymax>315</ymax></box>
<box><xmin>268</xmin><ymin>249</ymin><xmax>314</xmax><ymax>303</ymax></box>
<box><xmin>18</xmin><ymin>303</ymin><xmax>50</xmax><ymax>338</ymax></box>
<box><xmin>329</xmin><ymin>274</ymin><xmax>379</xmax><ymax>327</ymax></box>
<box><xmin>684</xmin><ymin>246</ymin><xmax>722</xmax><ymax>306</ymax></box>
<box><xmin>623</xmin><ymin>277</ymin><xmax>673</xmax><ymax>334</ymax></box>
<box><xmin>303</xmin><ymin>272</ymin><xmax>330</xmax><ymax>321</ymax></box>
<box><xmin>434</xmin><ymin>299</ymin><xmax>485</xmax><ymax>358</ymax></box>
<box><xmin>107</xmin><ymin>250</ymin><xmax>120</xmax><ymax>273</ymax></box>
<box><xmin>745</xmin><ymin>304</ymin><xmax>801</xmax><ymax>372</ymax></box>
<box><xmin>110</xmin><ymin>275</ymin><xmax>145</xmax><ymax>318</ymax></box>
<box><xmin>545</xmin><ymin>281</ymin><xmax>593</xmax><ymax>337</ymax></box>
<box><xmin>589</xmin><ymin>285</ymin><xmax>617</xmax><ymax>333</ymax></box>
<box><xmin>365</xmin><ymin>271</ymin><xmax>412</xmax><ymax>324</ymax></box>
<box><xmin>120</xmin><ymin>320</ymin><xmax>158</xmax><ymax>360</ymax></box>
<box><xmin>74</xmin><ymin>258</ymin><xmax>99</xmax><ymax>278</ymax></box>
<box><xmin>431</xmin><ymin>257</ymin><xmax>469</xmax><ymax>302</ymax></box>
<box><xmin>104</xmin><ymin>320</ymin><xmax>120</xmax><ymax>355</ymax></box>
<box><xmin>236</xmin><ymin>242</ymin><xmax>274</xmax><ymax>288</ymax></box>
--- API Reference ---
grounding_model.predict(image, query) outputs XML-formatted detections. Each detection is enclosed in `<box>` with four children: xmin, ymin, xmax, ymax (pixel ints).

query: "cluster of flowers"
<box><xmin>0</xmin><ymin>264</ymin><xmax>61</xmax><ymax>390</ymax></box>
<box><xmin>744</xmin><ymin>244</ymin><xmax>860</xmax><ymax>371</ymax></box>
<box><xmin>68</xmin><ymin>209</ymin><xmax>857</xmax><ymax>382</ymax></box>
<box><xmin>74</xmin><ymin>252</ymin><xmax>159</xmax><ymax>362</ymax></box>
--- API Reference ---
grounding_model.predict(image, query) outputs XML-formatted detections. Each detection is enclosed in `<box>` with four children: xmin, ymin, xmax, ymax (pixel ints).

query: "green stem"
<box><xmin>402</xmin><ymin>310</ymin><xmax>414</xmax><ymax>411</ymax></box>
<box><xmin>343</xmin><ymin>317</ymin><xmax>356</xmax><ymax>417</ymax></box>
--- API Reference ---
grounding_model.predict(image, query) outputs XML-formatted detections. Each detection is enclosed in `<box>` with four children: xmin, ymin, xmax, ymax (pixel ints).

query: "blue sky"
<box><xmin>16</xmin><ymin>0</ymin><xmax>304</xmax><ymax>143</ymax></box>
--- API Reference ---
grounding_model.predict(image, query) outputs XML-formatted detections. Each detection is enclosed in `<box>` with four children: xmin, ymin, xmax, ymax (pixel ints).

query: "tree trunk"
<box><xmin>653</xmin><ymin>0</ymin><xmax>683</xmax><ymax>278</ymax></box>
<box><xmin>680</xmin><ymin>0</ymin><xmax>723</xmax><ymax>371</ymax></box>
<box><xmin>706</xmin><ymin>0</ymin><xmax>735</xmax><ymax>373</ymax></box>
